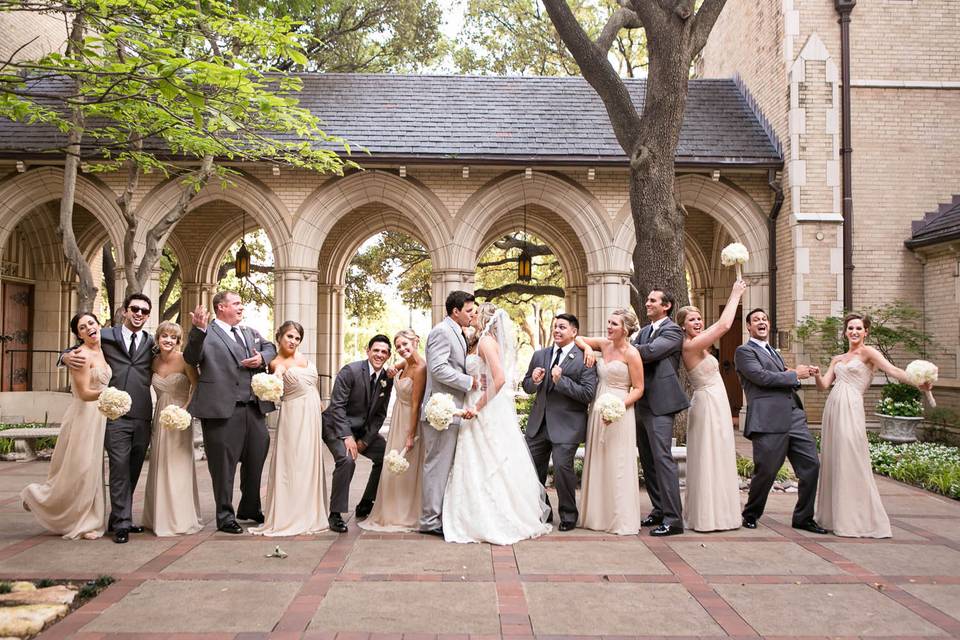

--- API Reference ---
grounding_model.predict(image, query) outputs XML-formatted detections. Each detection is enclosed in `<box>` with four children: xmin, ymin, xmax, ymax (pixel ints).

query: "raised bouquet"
<box><xmin>905</xmin><ymin>359</ymin><xmax>938</xmax><ymax>408</ymax></box>
<box><xmin>159</xmin><ymin>404</ymin><xmax>192</xmax><ymax>431</ymax></box>
<box><xmin>98</xmin><ymin>387</ymin><xmax>132</xmax><ymax>420</ymax></box>
<box><xmin>720</xmin><ymin>242</ymin><xmax>750</xmax><ymax>279</ymax></box>
<box><xmin>424</xmin><ymin>393</ymin><xmax>462</xmax><ymax>431</ymax></box>
<box><xmin>595</xmin><ymin>393</ymin><xmax>626</xmax><ymax>424</ymax></box>
<box><xmin>251</xmin><ymin>372</ymin><xmax>283</xmax><ymax>403</ymax></box>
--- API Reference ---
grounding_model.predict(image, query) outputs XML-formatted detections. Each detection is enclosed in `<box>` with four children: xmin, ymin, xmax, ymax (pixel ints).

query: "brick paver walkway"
<box><xmin>2</xmin><ymin>437</ymin><xmax>959</xmax><ymax>639</ymax></box>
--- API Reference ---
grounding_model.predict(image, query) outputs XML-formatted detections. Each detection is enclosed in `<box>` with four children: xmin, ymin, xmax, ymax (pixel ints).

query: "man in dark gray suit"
<box><xmin>322</xmin><ymin>334</ymin><xmax>394</xmax><ymax>533</ymax></box>
<box><xmin>62</xmin><ymin>293</ymin><xmax>155</xmax><ymax>544</ymax></box>
<box><xmin>633</xmin><ymin>289</ymin><xmax>690</xmax><ymax>537</ymax></box>
<box><xmin>522</xmin><ymin>313</ymin><xmax>597</xmax><ymax>531</ymax></box>
<box><xmin>735</xmin><ymin>308</ymin><xmax>826</xmax><ymax>534</ymax></box>
<box><xmin>184</xmin><ymin>291</ymin><xmax>276</xmax><ymax>534</ymax></box>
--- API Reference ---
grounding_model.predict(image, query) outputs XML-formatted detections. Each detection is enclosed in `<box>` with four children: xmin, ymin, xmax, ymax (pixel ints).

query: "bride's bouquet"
<box><xmin>251</xmin><ymin>372</ymin><xmax>283</xmax><ymax>403</ymax></box>
<box><xmin>595</xmin><ymin>393</ymin><xmax>626</xmax><ymax>424</ymax></box>
<box><xmin>905</xmin><ymin>359</ymin><xmax>938</xmax><ymax>407</ymax></box>
<box><xmin>385</xmin><ymin>448</ymin><xmax>410</xmax><ymax>474</ymax></box>
<box><xmin>159</xmin><ymin>404</ymin><xmax>192</xmax><ymax>431</ymax></box>
<box><xmin>424</xmin><ymin>393</ymin><xmax>462</xmax><ymax>431</ymax></box>
<box><xmin>720</xmin><ymin>242</ymin><xmax>750</xmax><ymax>279</ymax></box>
<box><xmin>98</xmin><ymin>387</ymin><xmax>132</xmax><ymax>420</ymax></box>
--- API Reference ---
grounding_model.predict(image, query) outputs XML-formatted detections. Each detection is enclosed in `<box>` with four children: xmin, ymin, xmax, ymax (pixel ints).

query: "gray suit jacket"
<box><xmin>183</xmin><ymin>323</ymin><xmax>277</xmax><ymax>420</ymax></box>
<box><xmin>734</xmin><ymin>340</ymin><xmax>802</xmax><ymax>438</ymax></box>
<box><xmin>521</xmin><ymin>344</ymin><xmax>597</xmax><ymax>445</ymax></box>
<box><xmin>321</xmin><ymin>360</ymin><xmax>394</xmax><ymax>445</ymax></box>
<box><xmin>633</xmin><ymin>319</ymin><xmax>690</xmax><ymax>416</ymax></box>
<box><xmin>420</xmin><ymin>316</ymin><xmax>473</xmax><ymax>425</ymax></box>
<box><xmin>100</xmin><ymin>326</ymin><xmax>154</xmax><ymax>421</ymax></box>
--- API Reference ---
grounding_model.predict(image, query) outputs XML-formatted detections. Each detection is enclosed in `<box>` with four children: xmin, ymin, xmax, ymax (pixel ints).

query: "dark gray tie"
<box><xmin>231</xmin><ymin>327</ymin><xmax>249</xmax><ymax>357</ymax></box>
<box><xmin>128</xmin><ymin>332</ymin><xmax>137</xmax><ymax>357</ymax></box>
<box><xmin>765</xmin><ymin>343</ymin><xmax>784</xmax><ymax>369</ymax></box>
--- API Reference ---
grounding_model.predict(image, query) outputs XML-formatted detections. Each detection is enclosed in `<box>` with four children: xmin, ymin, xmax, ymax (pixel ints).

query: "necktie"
<box><xmin>551</xmin><ymin>348</ymin><xmax>563</xmax><ymax>369</ymax></box>
<box><xmin>765</xmin><ymin>343</ymin><xmax>784</xmax><ymax>369</ymax></box>
<box><xmin>369</xmin><ymin>372</ymin><xmax>378</xmax><ymax>398</ymax></box>
<box><xmin>231</xmin><ymin>327</ymin><xmax>250</xmax><ymax>357</ymax></box>
<box><xmin>128</xmin><ymin>332</ymin><xmax>137</xmax><ymax>357</ymax></box>
<box><xmin>648</xmin><ymin>324</ymin><xmax>659</xmax><ymax>343</ymax></box>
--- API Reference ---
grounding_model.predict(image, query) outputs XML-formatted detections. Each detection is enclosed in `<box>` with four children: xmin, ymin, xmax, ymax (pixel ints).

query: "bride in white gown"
<box><xmin>442</xmin><ymin>303</ymin><xmax>552</xmax><ymax>544</ymax></box>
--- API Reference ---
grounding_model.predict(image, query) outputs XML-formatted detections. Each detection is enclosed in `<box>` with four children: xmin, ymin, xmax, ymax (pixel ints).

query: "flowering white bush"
<box><xmin>98</xmin><ymin>387</ymin><xmax>132</xmax><ymax>420</ymax></box>
<box><xmin>385</xmin><ymin>449</ymin><xmax>410</xmax><ymax>474</ymax></box>
<box><xmin>906</xmin><ymin>359</ymin><xmax>939</xmax><ymax>407</ymax></box>
<box><xmin>251</xmin><ymin>373</ymin><xmax>283</xmax><ymax>403</ymax></box>
<box><xmin>595</xmin><ymin>393</ymin><xmax>626</xmax><ymax>423</ymax></box>
<box><xmin>424</xmin><ymin>393</ymin><xmax>460</xmax><ymax>431</ymax></box>
<box><xmin>159</xmin><ymin>404</ymin><xmax>192</xmax><ymax>431</ymax></box>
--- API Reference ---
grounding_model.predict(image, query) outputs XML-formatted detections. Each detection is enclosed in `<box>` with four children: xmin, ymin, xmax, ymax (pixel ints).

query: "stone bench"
<box><xmin>0</xmin><ymin>427</ymin><xmax>61</xmax><ymax>462</ymax></box>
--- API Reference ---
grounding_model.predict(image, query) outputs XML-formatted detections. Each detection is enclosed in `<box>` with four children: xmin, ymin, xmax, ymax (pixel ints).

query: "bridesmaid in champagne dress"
<box><xmin>22</xmin><ymin>312</ymin><xmax>109</xmax><ymax>540</ymax></box>
<box><xmin>143</xmin><ymin>321</ymin><xmax>202</xmax><ymax>536</ymax></box>
<box><xmin>813</xmin><ymin>313</ymin><xmax>932</xmax><ymax>538</ymax></box>
<box><xmin>575</xmin><ymin>309</ymin><xmax>646</xmax><ymax>535</ymax></box>
<box><xmin>676</xmin><ymin>280</ymin><xmax>747</xmax><ymax>532</ymax></box>
<box><xmin>360</xmin><ymin>329</ymin><xmax>426</xmax><ymax>532</ymax></box>
<box><xmin>250</xmin><ymin>320</ymin><xmax>328</xmax><ymax>536</ymax></box>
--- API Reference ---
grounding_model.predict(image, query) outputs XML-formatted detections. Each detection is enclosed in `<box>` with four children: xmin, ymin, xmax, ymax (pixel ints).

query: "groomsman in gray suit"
<box><xmin>633</xmin><ymin>288</ymin><xmax>690</xmax><ymax>537</ymax></box>
<box><xmin>321</xmin><ymin>334</ymin><xmax>394</xmax><ymax>533</ymax></box>
<box><xmin>522</xmin><ymin>313</ymin><xmax>597</xmax><ymax>531</ymax></box>
<box><xmin>184</xmin><ymin>291</ymin><xmax>276</xmax><ymax>534</ymax></box>
<box><xmin>418</xmin><ymin>291</ymin><xmax>479</xmax><ymax>536</ymax></box>
<box><xmin>62</xmin><ymin>293</ymin><xmax>155</xmax><ymax>544</ymax></box>
<box><xmin>735</xmin><ymin>308</ymin><xmax>826</xmax><ymax>534</ymax></box>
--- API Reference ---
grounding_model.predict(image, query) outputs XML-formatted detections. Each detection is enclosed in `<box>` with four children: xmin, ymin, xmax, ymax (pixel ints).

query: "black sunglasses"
<box><xmin>128</xmin><ymin>305</ymin><xmax>151</xmax><ymax>315</ymax></box>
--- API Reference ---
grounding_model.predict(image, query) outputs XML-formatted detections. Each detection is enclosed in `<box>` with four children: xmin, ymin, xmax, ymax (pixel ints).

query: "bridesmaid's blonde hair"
<box><xmin>155</xmin><ymin>321</ymin><xmax>183</xmax><ymax>345</ymax></box>
<box><xmin>394</xmin><ymin>328</ymin><xmax>419</xmax><ymax>346</ymax></box>
<box><xmin>676</xmin><ymin>306</ymin><xmax>701</xmax><ymax>328</ymax></box>
<box><xmin>610</xmin><ymin>308</ymin><xmax>640</xmax><ymax>335</ymax></box>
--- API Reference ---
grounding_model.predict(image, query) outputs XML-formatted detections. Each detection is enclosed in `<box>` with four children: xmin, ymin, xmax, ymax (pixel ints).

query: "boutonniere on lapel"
<box><xmin>380</xmin><ymin>379</ymin><xmax>388</xmax><ymax>389</ymax></box>
<box><xmin>567</xmin><ymin>353</ymin><xmax>575</xmax><ymax>360</ymax></box>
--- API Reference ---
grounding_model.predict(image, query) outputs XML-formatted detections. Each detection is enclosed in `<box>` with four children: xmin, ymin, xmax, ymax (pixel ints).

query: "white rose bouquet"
<box><xmin>251</xmin><ymin>372</ymin><xmax>283</xmax><ymax>403</ymax></box>
<box><xmin>595</xmin><ymin>393</ymin><xmax>626</xmax><ymax>424</ymax></box>
<box><xmin>159</xmin><ymin>404</ymin><xmax>192</xmax><ymax>431</ymax></box>
<box><xmin>424</xmin><ymin>393</ymin><xmax>463</xmax><ymax>431</ymax></box>
<box><xmin>385</xmin><ymin>448</ymin><xmax>410</xmax><ymax>474</ymax></box>
<box><xmin>98</xmin><ymin>387</ymin><xmax>132</xmax><ymax>420</ymax></box>
<box><xmin>905</xmin><ymin>359</ymin><xmax>938</xmax><ymax>408</ymax></box>
<box><xmin>720</xmin><ymin>242</ymin><xmax>750</xmax><ymax>279</ymax></box>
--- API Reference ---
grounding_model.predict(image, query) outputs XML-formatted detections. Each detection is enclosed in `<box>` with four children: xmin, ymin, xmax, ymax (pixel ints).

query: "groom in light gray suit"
<box><xmin>418</xmin><ymin>290</ymin><xmax>479</xmax><ymax>536</ymax></box>
<box><xmin>184</xmin><ymin>291</ymin><xmax>276</xmax><ymax>534</ymax></box>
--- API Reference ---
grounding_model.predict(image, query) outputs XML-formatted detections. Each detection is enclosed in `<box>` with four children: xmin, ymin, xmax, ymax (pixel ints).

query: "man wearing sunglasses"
<box><xmin>62</xmin><ymin>293</ymin><xmax>155</xmax><ymax>544</ymax></box>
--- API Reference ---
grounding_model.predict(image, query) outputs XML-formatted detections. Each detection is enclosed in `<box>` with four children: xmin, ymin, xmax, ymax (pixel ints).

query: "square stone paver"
<box><xmin>309</xmin><ymin>582</ymin><xmax>499</xmax><ymax>634</ymax></box>
<box><xmin>161</xmin><ymin>539</ymin><xmax>336</xmax><ymax>574</ymax></box>
<box><xmin>822</xmin><ymin>542</ymin><xmax>960</xmax><ymax>576</ymax></box>
<box><xmin>765</xmin><ymin>513</ymin><xmax>926</xmax><ymax>540</ymax></box>
<box><xmin>668</xmin><ymin>541</ymin><xmax>843</xmax><ymax>575</ymax></box>
<box><xmin>342</xmin><ymin>539</ymin><xmax>492</xmax><ymax>576</ymax></box>
<box><xmin>714</xmin><ymin>584</ymin><xmax>946</xmax><ymax>636</ymax></box>
<box><xmin>0</xmin><ymin>537</ymin><xmax>177</xmax><ymax>574</ymax></box>
<box><xmin>900</xmin><ymin>517</ymin><xmax>960</xmax><ymax>542</ymax></box>
<box><xmin>514</xmin><ymin>540</ymin><xmax>669</xmax><ymax>575</ymax></box>
<box><xmin>83</xmin><ymin>579</ymin><xmax>300</xmax><ymax>632</ymax></box>
<box><xmin>902</xmin><ymin>584</ymin><xmax>960</xmax><ymax>620</ymax></box>
<box><xmin>525</xmin><ymin>583</ymin><xmax>723</xmax><ymax>636</ymax></box>
<box><xmin>0</xmin><ymin>512</ymin><xmax>46</xmax><ymax>542</ymax></box>
<box><xmin>883</xmin><ymin>495</ymin><xmax>960</xmax><ymax>517</ymax></box>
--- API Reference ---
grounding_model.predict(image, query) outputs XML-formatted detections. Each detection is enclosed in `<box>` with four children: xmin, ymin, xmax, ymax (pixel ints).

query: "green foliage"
<box><xmin>735</xmin><ymin>454</ymin><xmax>791</xmax><ymax>482</ymax></box>
<box><xmin>0</xmin><ymin>582</ymin><xmax>11</xmax><ymax>594</ymax></box>
<box><xmin>35</xmin><ymin>578</ymin><xmax>56</xmax><ymax>589</ymax></box>
<box><xmin>0</xmin><ymin>423</ymin><xmax>57</xmax><ymax>455</ymax></box>
<box><xmin>218</xmin><ymin>230</ymin><xmax>275</xmax><ymax>316</ymax></box>
<box><xmin>794</xmin><ymin>315</ymin><xmax>845</xmax><ymax>368</ymax></box>
<box><xmin>347</xmin><ymin>232</ymin><xmax>432</xmax><ymax>321</ymax></box>
<box><xmin>95</xmin><ymin>575</ymin><xmax>115</xmax><ymax>588</ymax></box>
<box><xmin>876</xmin><ymin>383</ymin><xmax>923</xmax><ymax>418</ymax></box>
<box><xmin>927</xmin><ymin>406</ymin><xmax>960</xmax><ymax>428</ymax></box>
<box><xmin>869</xmin><ymin>435</ymin><xmax>960</xmax><ymax>499</ymax></box>
<box><xmin>515</xmin><ymin>394</ymin><xmax>535</xmax><ymax>433</ymax></box>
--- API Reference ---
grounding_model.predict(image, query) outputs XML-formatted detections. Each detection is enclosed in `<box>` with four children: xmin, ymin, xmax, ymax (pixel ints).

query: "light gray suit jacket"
<box><xmin>734</xmin><ymin>340</ymin><xmax>802</xmax><ymax>439</ymax></box>
<box><xmin>420</xmin><ymin>316</ymin><xmax>473</xmax><ymax>425</ymax></box>
<box><xmin>183</xmin><ymin>323</ymin><xmax>277</xmax><ymax>420</ymax></box>
<box><xmin>521</xmin><ymin>344</ymin><xmax>597</xmax><ymax>445</ymax></box>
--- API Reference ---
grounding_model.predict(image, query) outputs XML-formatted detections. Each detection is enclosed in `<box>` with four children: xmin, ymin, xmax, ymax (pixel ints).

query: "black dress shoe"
<box><xmin>649</xmin><ymin>524</ymin><xmax>684</xmax><ymax>537</ymax></box>
<box><xmin>641</xmin><ymin>515</ymin><xmax>664</xmax><ymax>527</ymax></box>
<box><xmin>741</xmin><ymin>517</ymin><xmax>758</xmax><ymax>529</ymax></box>
<box><xmin>128</xmin><ymin>525</ymin><xmax>145</xmax><ymax>534</ymax></box>
<box><xmin>793</xmin><ymin>519</ymin><xmax>828</xmax><ymax>535</ymax></box>
<box><xmin>113</xmin><ymin>528</ymin><xmax>130</xmax><ymax>544</ymax></box>
<box><xmin>237</xmin><ymin>512</ymin><xmax>265</xmax><ymax>524</ymax></box>
<box><xmin>354</xmin><ymin>501</ymin><xmax>373</xmax><ymax>520</ymax></box>
<box><xmin>328</xmin><ymin>513</ymin><xmax>348</xmax><ymax>533</ymax></box>
<box><xmin>420</xmin><ymin>527</ymin><xmax>444</xmax><ymax>537</ymax></box>
<box><xmin>218</xmin><ymin>520</ymin><xmax>243</xmax><ymax>534</ymax></box>
<box><xmin>558</xmin><ymin>521</ymin><xmax>575</xmax><ymax>532</ymax></box>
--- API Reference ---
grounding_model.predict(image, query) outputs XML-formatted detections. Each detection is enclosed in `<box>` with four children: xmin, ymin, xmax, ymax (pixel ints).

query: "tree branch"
<box><xmin>475</xmin><ymin>283</ymin><xmax>566</xmax><ymax>299</ymax></box>
<box><xmin>596</xmin><ymin>6</ymin><xmax>641</xmax><ymax>53</ymax></box>
<box><xmin>688</xmin><ymin>0</ymin><xmax>728</xmax><ymax>57</ymax></box>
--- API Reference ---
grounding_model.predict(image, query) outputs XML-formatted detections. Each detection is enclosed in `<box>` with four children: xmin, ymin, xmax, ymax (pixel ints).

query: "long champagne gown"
<box><xmin>578</xmin><ymin>359</ymin><xmax>642</xmax><ymax>535</ymax></box>
<box><xmin>142</xmin><ymin>372</ymin><xmax>203</xmax><ymax>536</ymax></box>
<box><xmin>815</xmin><ymin>358</ymin><xmax>892</xmax><ymax>538</ymax></box>
<box><xmin>21</xmin><ymin>365</ymin><xmax>110</xmax><ymax>539</ymax></box>
<box><xmin>359</xmin><ymin>371</ymin><xmax>424</xmax><ymax>532</ymax></box>
<box><xmin>250</xmin><ymin>363</ymin><xmax>329</xmax><ymax>536</ymax></box>
<box><xmin>683</xmin><ymin>354</ymin><xmax>741</xmax><ymax>532</ymax></box>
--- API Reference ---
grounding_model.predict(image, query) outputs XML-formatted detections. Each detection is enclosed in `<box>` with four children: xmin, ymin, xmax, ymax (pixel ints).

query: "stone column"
<box><xmin>274</xmin><ymin>267</ymin><xmax>319</xmax><ymax>363</ymax></box>
<box><xmin>564</xmin><ymin>285</ymin><xmax>587</xmax><ymax>325</ymax></box>
<box><xmin>316</xmin><ymin>283</ymin><xmax>344</xmax><ymax>400</ymax></box>
<box><xmin>585</xmin><ymin>271</ymin><xmax>632</xmax><ymax>336</ymax></box>
<box><xmin>430</xmin><ymin>269</ymin><xmax>476</xmax><ymax>325</ymax></box>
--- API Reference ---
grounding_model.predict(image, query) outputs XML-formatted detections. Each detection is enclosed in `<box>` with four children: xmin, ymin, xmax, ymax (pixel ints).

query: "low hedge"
<box><xmin>868</xmin><ymin>434</ymin><xmax>960</xmax><ymax>499</ymax></box>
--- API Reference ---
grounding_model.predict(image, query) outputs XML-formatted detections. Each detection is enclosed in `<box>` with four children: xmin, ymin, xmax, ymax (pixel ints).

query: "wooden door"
<box><xmin>1</xmin><ymin>282</ymin><xmax>33</xmax><ymax>391</ymax></box>
<box><xmin>718</xmin><ymin>305</ymin><xmax>742</xmax><ymax>416</ymax></box>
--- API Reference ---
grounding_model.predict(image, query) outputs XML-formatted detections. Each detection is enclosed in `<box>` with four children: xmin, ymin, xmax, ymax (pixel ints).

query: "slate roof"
<box><xmin>0</xmin><ymin>73</ymin><xmax>782</xmax><ymax>166</ymax></box>
<box><xmin>906</xmin><ymin>195</ymin><xmax>960</xmax><ymax>250</ymax></box>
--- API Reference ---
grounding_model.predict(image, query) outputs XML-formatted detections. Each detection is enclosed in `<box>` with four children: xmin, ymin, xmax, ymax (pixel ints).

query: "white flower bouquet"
<box><xmin>424</xmin><ymin>393</ymin><xmax>462</xmax><ymax>431</ymax></box>
<box><xmin>905</xmin><ymin>359</ymin><xmax>938</xmax><ymax>407</ymax></box>
<box><xmin>98</xmin><ymin>387</ymin><xmax>132</xmax><ymax>420</ymax></box>
<box><xmin>720</xmin><ymin>242</ymin><xmax>750</xmax><ymax>279</ymax></box>
<box><xmin>159</xmin><ymin>404</ymin><xmax>192</xmax><ymax>431</ymax></box>
<box><xmin>251</xmin><ymin>372</ymin><xmax>283</xmax><ymax>403</ymax></box>
<box><xmin>595</xmin><ymin>393</ymin><xmax>626</xmax><ymax>424</ymax></box>
<box><xmin>385</xmin><ymin>448</ymin><xmax>410</xmax><ymax>474</ymax></box>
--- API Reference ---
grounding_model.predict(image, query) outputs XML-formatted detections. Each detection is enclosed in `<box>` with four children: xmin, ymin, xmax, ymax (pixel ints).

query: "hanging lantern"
<box><xmin>517</xmin><ymin>244</ymin><xmax>533</xmax><ymax>282</ymax></box>
<box><xmin>235</xmin><ymin>212</ymin><xmax>251</xmax><ymax>278</ymax></box>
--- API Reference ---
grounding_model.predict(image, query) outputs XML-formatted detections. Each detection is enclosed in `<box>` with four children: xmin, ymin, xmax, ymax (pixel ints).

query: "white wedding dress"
<box><xmin>442</xmin><ymin>339</ymin><xmax>552</xmax><ymax>545</ymax></box>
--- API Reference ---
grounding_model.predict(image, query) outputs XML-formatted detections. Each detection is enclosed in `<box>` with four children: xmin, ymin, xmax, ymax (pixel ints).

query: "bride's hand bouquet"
<box><xmin>385</xmin><ymin>448</ymin><xmax>411</xmax><ymax>474</ymax></box>
<box><xmin>98</xmin><ymin>387</ymin><xmax>132</xmax><ymax>420</ymax></box>
<box><xmin>595</xmin><ymin>393</ymin><xmax>626</xmax><ymax>424</ymax></box>
<box><xmin>424</xmin><ymin>393</ymin><xmax>463</xmax><ymax>431</ymax></box>
<box><xmin>905</xmin><ymin>359</ymin><xmax>938</xmax><ymax>407</ymax></box>
<box><xmin>720</xmin><ymin>242</ymin><xmax>750</xmax><ymax>280</ymax></box>
<box><xmin>159</xmin><ymin>404</ymin><xmax>193</xmax><ymax>431</ymax></box>
<box><xmin>251</xmin><ymin>372</ymin><xmax>284</xmax><ymax>403</ymax></box>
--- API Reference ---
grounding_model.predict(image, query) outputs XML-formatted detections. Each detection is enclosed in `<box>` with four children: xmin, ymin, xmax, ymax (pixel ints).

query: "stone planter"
<box><xmin>876</xmin><ymin>413</ymin><xmax>923</xmax><ymax>444</ymax></box>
